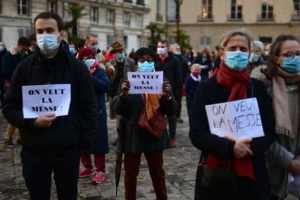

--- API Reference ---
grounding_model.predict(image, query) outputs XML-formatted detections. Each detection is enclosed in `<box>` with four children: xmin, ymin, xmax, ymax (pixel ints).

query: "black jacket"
<box><xmin>189</xmin><ymin>76</ymin><xmax>275</xmax><ymax>200</ymax></box>
<box><xmin>173</xmin><ymin>53</ymin><xmax>190</xmax><ymax>83</ymax></box>
<box><xmin>2</xmin><ymin>41</ymin><xmax>98</xmax><ymax>150</ymax></box>
<box><xmin>155</xmin><ymin>54</ymin><xmax>183</xmax><ymax>97</ymax></box>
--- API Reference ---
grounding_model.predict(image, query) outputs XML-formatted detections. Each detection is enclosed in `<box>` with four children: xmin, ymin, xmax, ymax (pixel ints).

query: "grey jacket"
<box><xmin>108</xmin><ymin>57</ymin><xmax>136</xmax><ymax>84</ymax></box>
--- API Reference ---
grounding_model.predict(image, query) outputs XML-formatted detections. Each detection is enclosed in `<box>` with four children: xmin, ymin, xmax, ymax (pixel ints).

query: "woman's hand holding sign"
<box><xmin>34</xmin><ymin>114</ymin><xmax>57</xmax><ymax>128</ymax></box>
<box><xmin>225</xmin><ymin>135</ymin><xmax>253</xmax><ymax>159</ymax></box>
<box><xmin>120</xmin><ymin>80</ymin><xmax>130</xmax><ymax>98</ymax></box>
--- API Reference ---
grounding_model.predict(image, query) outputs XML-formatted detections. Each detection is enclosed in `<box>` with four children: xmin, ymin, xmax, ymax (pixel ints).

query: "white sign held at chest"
<box><xmin>22</xmin><ymin>84</ymin><xmax>71</xmax><ymax>119</ymax></box>
<box><xmin>205</xmin><ymin>98</ymin><xmax>265</xmax><ymax>139</ymax></box>
<box><xmin>127</xmin><ymin>72</ymin><xmax>164</xmax><ymax>94</ymax></box>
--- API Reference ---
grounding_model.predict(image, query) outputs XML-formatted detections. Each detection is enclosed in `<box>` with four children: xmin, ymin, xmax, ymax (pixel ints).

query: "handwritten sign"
<box><xmin>22</xmin><ymin>84</ymin><xmax>71</xmax><ymax>119</ymax></box>
<box><xmin>287</xmin><ymin>173</ymin><xmax>300</xmax><ymax>197</ymax></box>
<box><xmin>205</xmin><ymin>98</ymin><xmax>264</xmax><ymax>139</ymax></box>
<box><xmin>127</xmin><ymin>72</ymin><xmax>164</xmax><ymax>94</ymax></box>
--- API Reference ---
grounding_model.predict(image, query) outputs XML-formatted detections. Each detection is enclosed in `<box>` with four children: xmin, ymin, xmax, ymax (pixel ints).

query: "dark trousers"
<box><xmin>175</xmin><ymin>89</ymin><xmax>183</xmax><ymax>119</ymax></box>
<box><xmin>168</xmin><ymin>115</ymin><xmax>177</xmax><ymax>139</ymax></box>
<box><xmin>124</xmin><ymin>151</ymin><xmax>167</xmax><ymax>200</ymax></box>
<box><xmin>187</xmin><ymin>105</ymin><xmax>191</xmax><ymax>118</ymax></box>
<box><xmin>21</xmin><ymin>146</ymin><xmax>80</xmax><ymax>200</ymax></box>
<box><xmin>0</xmin><ymin>78</ymin><xmax>4</xmax><ymax>105</ymax></box>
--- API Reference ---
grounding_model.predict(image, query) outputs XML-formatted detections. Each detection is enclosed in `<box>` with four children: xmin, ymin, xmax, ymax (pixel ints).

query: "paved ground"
<box><xmin>0</xmin><ymin>100</ymin><xmax>297</xmax><ymax>200</ymax></box>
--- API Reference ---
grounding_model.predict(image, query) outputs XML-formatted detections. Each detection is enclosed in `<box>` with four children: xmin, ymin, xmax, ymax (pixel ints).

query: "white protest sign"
<box><xmin>205</xmin><ymin>98</ymin><xmax>264</xmax><ymax>140</ymax></box>
<box><xmin>287</xmin><ymin>173</ymin><xmax>300</xmax><ymax>197</ymax></box>
<box><xmin>128</xmin><ymin>71</ymin><xmax>164</xmax><ymax>94</ymax></box>
<box><xmin>22</xmin><ymin>84</ymin><xmax>71</xmax><ymax>119</ymax></box>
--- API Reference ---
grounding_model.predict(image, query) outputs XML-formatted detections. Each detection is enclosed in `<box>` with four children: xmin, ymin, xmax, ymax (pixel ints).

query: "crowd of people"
<box><xmin>1</xmin><ymin>11</ymin><xmax>300</xmax><ymax>200</ymax></box>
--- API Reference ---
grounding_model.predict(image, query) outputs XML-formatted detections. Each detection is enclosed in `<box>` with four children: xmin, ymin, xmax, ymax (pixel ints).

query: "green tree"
<box><xmin>173</xmin><ymin>29</ymin><xmax>190</xmax><ymax>53</ymax></box>
<box><xmin>64</xmin><ymin>4</ymin><xmax>87</xmax><ymax>43</ymax></box>
<box><xmin>146</xmin><ymin>23</ymin><xmax>166</xmax><ymax>45</ymax></box>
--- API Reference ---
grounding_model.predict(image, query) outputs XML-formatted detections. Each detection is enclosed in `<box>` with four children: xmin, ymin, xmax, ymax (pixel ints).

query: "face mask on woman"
<box><xmin>84</xmin><ymin>59</ymin><xmax>96</xmax><ymax>70</ymax></box>
<box><xmin>281</xmin><ymin>57</ymin><xmax>300</xmax><ymax>74</ymax></box>
<box><xmin>225</xmin><ymin>51</ymin><xmax>249</xmax><ymax>71</ymax></box>
<box><xmin>37</xmin><ymin>33</ymin><xmax>60</xmax><ymax>53</ymax></box>
<box><xmin>117</xmin><ymin>53</ymin><xmax>125</xmax><ymax>60</ymax></box>
<box><xmin>138</xmin><ymin>61</ymin><xmax>155</xmax><ymax>72</ymax></box>
<box><xmin>249</xmin><ymin>53</ymin><xmax>259</xmax><ymax>63</ymax></box>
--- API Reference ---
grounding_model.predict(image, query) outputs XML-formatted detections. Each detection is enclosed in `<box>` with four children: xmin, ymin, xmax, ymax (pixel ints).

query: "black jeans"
<box><xmin>0</xmin><ymin>77</ymin><xmax>4</xmax><ymax>105</ymax></box>
<box><xmin>168</xmin><ymin>115</ymin><xmax>177</xmax><ymax>139</ymax></box>
<box><xmin>21</xmin><ymin>145</ymin><xmax>80</xmax><ymax>200</ymax></box>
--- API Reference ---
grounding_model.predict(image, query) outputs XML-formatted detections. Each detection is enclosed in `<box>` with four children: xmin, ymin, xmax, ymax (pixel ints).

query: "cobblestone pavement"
<box><xmin>0</xmin><ymin>100</ymin><xmax>297</xmax><ymax>200</ymax></box>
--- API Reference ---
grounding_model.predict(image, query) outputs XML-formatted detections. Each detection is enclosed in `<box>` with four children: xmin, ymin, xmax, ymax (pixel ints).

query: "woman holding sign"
<box><xmin>113</xmin><ymin>47</ymin><xmax>177</xmax><ymax>200</ymax></box>
<box><xmin>189</xmin><ymin>29</ymin><xmax>275</xmax><ymax>200</ymax></box>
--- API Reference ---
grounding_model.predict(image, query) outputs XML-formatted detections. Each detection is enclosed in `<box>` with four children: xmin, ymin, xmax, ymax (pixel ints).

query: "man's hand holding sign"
<box><xmin>205</xmin><ymin>98</ymin><xmax>264</xmax><ymax>159</ymax></box>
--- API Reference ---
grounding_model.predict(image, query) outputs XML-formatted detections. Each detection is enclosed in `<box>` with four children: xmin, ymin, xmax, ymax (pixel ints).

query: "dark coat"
<box><xmin>189</xmin><ymin>75</ymin><xmax>275</xmax><ymax>200</ymax></box>
<box><xmin>88</xmin><ymin>68</ymin><xmax>110</xmax><ymax>154</ymax></box>
<box><xmin>2</xmin><ymin>47</ymin><xmax>28</xmax><ymax>82</ymax></box>
<box><xmin>2</xmin><ymin>41</ymin><xmax>98</xmax><ymax>151</ymax></box>
<box><xmin>185</xmin><ymin>75</ymin><xmax>200</xmax><ymax>106</ymax></box>
<box><xmin>0</xmin><ymin>48</ymin><xmax>7</xmax><ymax>77</ymax></box>
<box><xmin>155</xmin><ymin>54</ymin><xmax>183</xmax><ymax>97</ymax></box>
<box><xmin>193</xmin><ymin>55</ymin><xmax>212</xmax><ymax>80</ymax></box>
<box><xmin>113</xmin><ymin>82</ymin><xmax>177</xmax><ymax>153</ymax></box>
<box><xmin>174</xmin><ymin>54</ymin><xmax>190</xmax><ymax>83</ymax></box>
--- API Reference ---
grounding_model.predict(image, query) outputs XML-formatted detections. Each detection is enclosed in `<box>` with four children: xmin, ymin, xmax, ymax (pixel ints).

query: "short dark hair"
<box><xmin>18</xmin><ymin>37</ymin><xmax>31</xmax><ymax>47</ymax></box>
<box><xmin>77</xmin><ymin>39</ymin><xmax>85</xmax><ymax>49</ymax></box>
<box><xmin>215</xmin><ymin>45</ymin><xmax>221</xmax><ymax>51</ymax></box>
<box><xmin>158</xmin><ymin>40</ymin><xmax>169</xmax><ymax>47</ymax></box>
<box><xmin>135</xmin><ymin>47</ymin><xmax>156</xmax><ymax>62</ymax></box>
<box><xmin>34</xmin><ymin>12</ymin><xmax>64</xmax><ymax>32</ymax></box>
<box><xmin>27</xmin><ymin>33</ymin><xmax>36</xmax><ymax>42</ymax></box>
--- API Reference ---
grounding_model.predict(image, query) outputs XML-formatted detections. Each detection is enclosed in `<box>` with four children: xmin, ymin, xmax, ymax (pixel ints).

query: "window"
<box><xmin>230</xmin><ymin>0</ymin><xmax>242</xmax><ymax>20</ymax></box>
<box><xmin>107</xmin><ymin>35</ymin><xmax>114</xmax><ymax>46</ymax></box>
<box><xmin>293</xmin><ymin>0</ymin><xmax>300</xmax><ymax>20</ymax></box>
<box><xmin>18</xmin><ymin>28</ymin><xmax>31</xmax><ymax>38</ymax></box>
<box><xmin>201</xmin><ymin>0</ymin><xmax>212</xmax><ymax>20</ymax></box>
<box><xmin>18</xmin><ymin>0</ymin><xmax>29</xmax><ymax>15</ymax></box>
<box><xmin>137</xmin><ymin>35</ymin><xmax>142</xmax><ymax>49</ymax></box>
<box><xmin>124</xmin><ymin>0</ymin><xmax>132</xmax><ymax>3</ymax></box>
<box><xmin>136</xmin><ymin>0</ymin><xmax>144</xmax><ymax>5</ymax></box>
<box><xmin>261</xmin><ymin>0</ymin><xmax>273</xmax><ymax>20</ymax></box>
<box><xmin>0</xmin><ymin>27</ymin><xmax>2</xmax><ymax>41</ymax></box>
<box><xmin>68</xmin><ymin>3</ymin><xmax>77</xmax><ymax>21</ymax></box>
<box><xmin>123</xmin><ymin>36</ymin><xmax>128</xmax><ymax>49</ymax></box>
<box><xmin>200</xmin><ymin>36</ymin><xmax>211</xmax><ymax>52</ymax></box>
<box><xmin>136</xmin><ymin>14</ymin><xmax>143</xmax><ymax>28</ymax></box>
<box><xmin>259</xmin><ymin>37</ymin><xmax>272</xmax><ymax>46</ymax></box>
<box><xmin>106</xmin><ymin>9</ymin><xmax>115</xmax><ymax>25</ymax></box>
<box><xmin>124</xmin><ymin>12</ymin><xmax>131</xmax><ymax>27</ymax></box>
<box><xmin>0</xmin><ymin>0</ymin><xmax>2</xmax><ymax>14</ymax></box>
<box><xmin>168</xmin><ymin>0</ymin><xmax>176</xmax><ymax>21</ymax></box>
<box><xmin>47</xmin><ymin>0</ymin><xmax>56</xmax><ymax>12</ymax></box>
<box><xmin>156</xmin><ymin>0</ymin><xmax>162</xmax><ymax>21</ymax></box>
<box><xmin>91</xmin><ymin>7</ymin><xmax>99</xmax><ymax>23</ymax></box>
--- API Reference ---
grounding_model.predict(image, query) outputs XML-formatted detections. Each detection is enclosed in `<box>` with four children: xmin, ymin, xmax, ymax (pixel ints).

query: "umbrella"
<box><xmin>115</xmin><ymin>118</ymin><xmax>125</xmax><ymax>196</ymax></box>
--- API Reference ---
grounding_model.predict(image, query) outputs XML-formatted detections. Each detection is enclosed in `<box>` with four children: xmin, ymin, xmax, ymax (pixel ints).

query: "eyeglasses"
<box><xmin>280</xmin><ymin>51</ymin><xmax>300</xmax><ymax>59</ymax></box>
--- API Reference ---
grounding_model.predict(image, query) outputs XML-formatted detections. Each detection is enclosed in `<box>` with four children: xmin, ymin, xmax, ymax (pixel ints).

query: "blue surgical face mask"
<box><xmin>117</xmin><ymin>53</ymin><xmax>125</xmax><ymax>60</ymax></box>
<box><xmin>175</xmin><ymin>51</ymin><xmax>181</xmax><ymax>56</ymax></box>
<box><xmin>225</xmin><ymin>51</ymin><xmax>249</xmax><ymax>71</ymax></box>
<box><xmin>157</xmin><ymin>48</ymin><xmax>167</xmax><ymax>55</ymax></box>
<box><xmin>249</xmin><ymin>53</ymin><xmax>259</xmax><ymax>63</ymax></box>
<box><xmin>0</xmin><ymin>45</ymin><xmax>4</xmax><ymax>51</ymax></box>
<box><xmin>91</xmin><ymin>45</ymin><xmax>98</xmax><ymax>53</ymax></box>
<box><xmin>37</xmin><ymin>33</ymin><xmax>60</xmax><ymax>53</ymax></box>
<box><xmin>84</xmin><ymin>59</ymin><xmax>96</xmax><ymax>70</ymax></box>
<box><xmin>138</xmin><ymin>61</ymin><xmax>155</xmax><ymax>72</ymax></box>
<box><xmin>282</xmin><ymin>57</ymin><xmax>300</xmax><ymax>74</ymax></box>
<box><xmin>69</xmin><ymin>47</ymin><xmax>76</xmax><ymax>54</ymax></box>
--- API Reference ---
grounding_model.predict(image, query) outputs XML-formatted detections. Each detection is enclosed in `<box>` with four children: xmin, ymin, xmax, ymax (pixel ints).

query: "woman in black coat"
<box><xmin>189</xmin><ymin>29</ymin><xmax>275</xmax><ymax>200</ymax></box>
<box><xmin>113</xmin><ymin>47</ymin><xmax>177</xmax><ymax>200</ymax></box>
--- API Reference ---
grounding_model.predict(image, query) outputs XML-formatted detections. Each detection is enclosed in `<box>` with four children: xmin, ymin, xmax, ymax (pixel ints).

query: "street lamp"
<box><xmin>174</xmin><ymin>0</ymin><xmax>183</xmax><ymax>43</ymax></box>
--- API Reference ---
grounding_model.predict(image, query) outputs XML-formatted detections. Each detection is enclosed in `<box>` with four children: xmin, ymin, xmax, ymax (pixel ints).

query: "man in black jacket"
<box><xmin>2</xmin><ymin>12</ymin><xmax>98</xmax><ymax>200</ymax></box>
<box><xmin>0</xmin><ymin>41</ymin><xmax>7</xmax><ymax>108</ymax></box>
<box><xmin>155</xmin><ymin>40</ymin><xmax>182</xmax><ymax>148</ymax></box>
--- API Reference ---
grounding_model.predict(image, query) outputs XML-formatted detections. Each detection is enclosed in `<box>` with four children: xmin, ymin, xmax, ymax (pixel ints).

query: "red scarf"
<box><xmin>206</xmin><ymin>62</ymin><xmax>256</xmax><ymax>181</ymax></box>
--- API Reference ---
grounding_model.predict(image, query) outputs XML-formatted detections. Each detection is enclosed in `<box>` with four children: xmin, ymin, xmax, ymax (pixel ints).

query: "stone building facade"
<box><xmin>0</xmin><ymin>0</ymin><xmax>150</xmax><ymax>53</ymax></box>
<box><xmin>149</xmin><ymin>0</ymin><xmax>300</xmax><ymax>52</ymax></box>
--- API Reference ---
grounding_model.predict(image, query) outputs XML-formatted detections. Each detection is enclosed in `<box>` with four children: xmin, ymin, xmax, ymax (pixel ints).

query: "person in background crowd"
<box><xmin>2</xmin><ymin>37</ymin><xmax>30</xmax><ymax>148</ymax></box>
<box><xmin>76</xmin><ymin>39</ymin><xmax>85</xmax><ymax>55</ymax></box>
<box><xmin>155</xmin><ymin>40</ymin><xmax>181</xmax><ymax>148</ymax></box>
<box><xmin>69</xmin><ymin>43</ymin><xmax>77</xmax><ymax>56</ymax></box>
<box><xmin>104</xmin><ymin>46</ymin><xmax>115</xmax><ymax>61</ymax></box>
<box><xmin>77</xmin><ymin>48</ymin><xmax>110</xmax><ymax>184</ymax></box>
<box><xmin>0</xmin><ymin>42</ymin><xmax>7</xmax><ymax>108</ymax></box>
<box><xmin>113</xmin><ymin>47</ymin><xmax>177</xmax><ymax>200</ymax></box>
<box><xmin>185</xmin><ymin>64</ymin><xmax>201</xmax><ymax>117</ymax></box>
<box><xmin>184</xmin><ymin>49</ymin><xmax>192</xmax><ymax>67</ymax></box>
<box><xmin>129</xmin><ymin>48</ymin><xmax>136</xmax><ymax>59</ymax></box>
<box><xmin>213</xmin><ymin>45</ymin><xmax>222</xmax><ymax>72</ymax></box>
<box><xmin>2</xmin><ymin>12</ymin><xmax>98</xmax><ymax>200</ymax></box>
<box><xmin>264</xmin><ymin>43</ymin><xmax>272</xmax><ymax>61</ymax></box>
<box><xmin>170</xmin><ymin>43</ymin><xmax>189</xmax><ymax>123</ymax></box>
<box><xmin>85</xmin><ymin>34</ymin><xmax>105</xmax><ymax>62</ymax></box>
<box><xmin>108</xmin><ymin>42</ymin><xmax>135</xmax><ymax>145</ymax></box>
<box><xmin>251</xmin><ymin>35</ymin><xmax>300</xmax><ymax>200</ymax></box>
<box><xmin>190</xmin><ymin>29</ymin><xmax>275</xmax><ymax>199</ymax></box>
<box><xmin>27</xmin><ymin>34</ymin><xmax>37</xmax><ymax>54</ymax></box>
<box><xmin>148</xmin><ymin>44</ymin><xmax>157</xmax><ymax>53</ymax></box>
<box><xmin>193</xmin><ymin>48</ymin><xmax>213</xmax><ymax>80</ymax></box>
